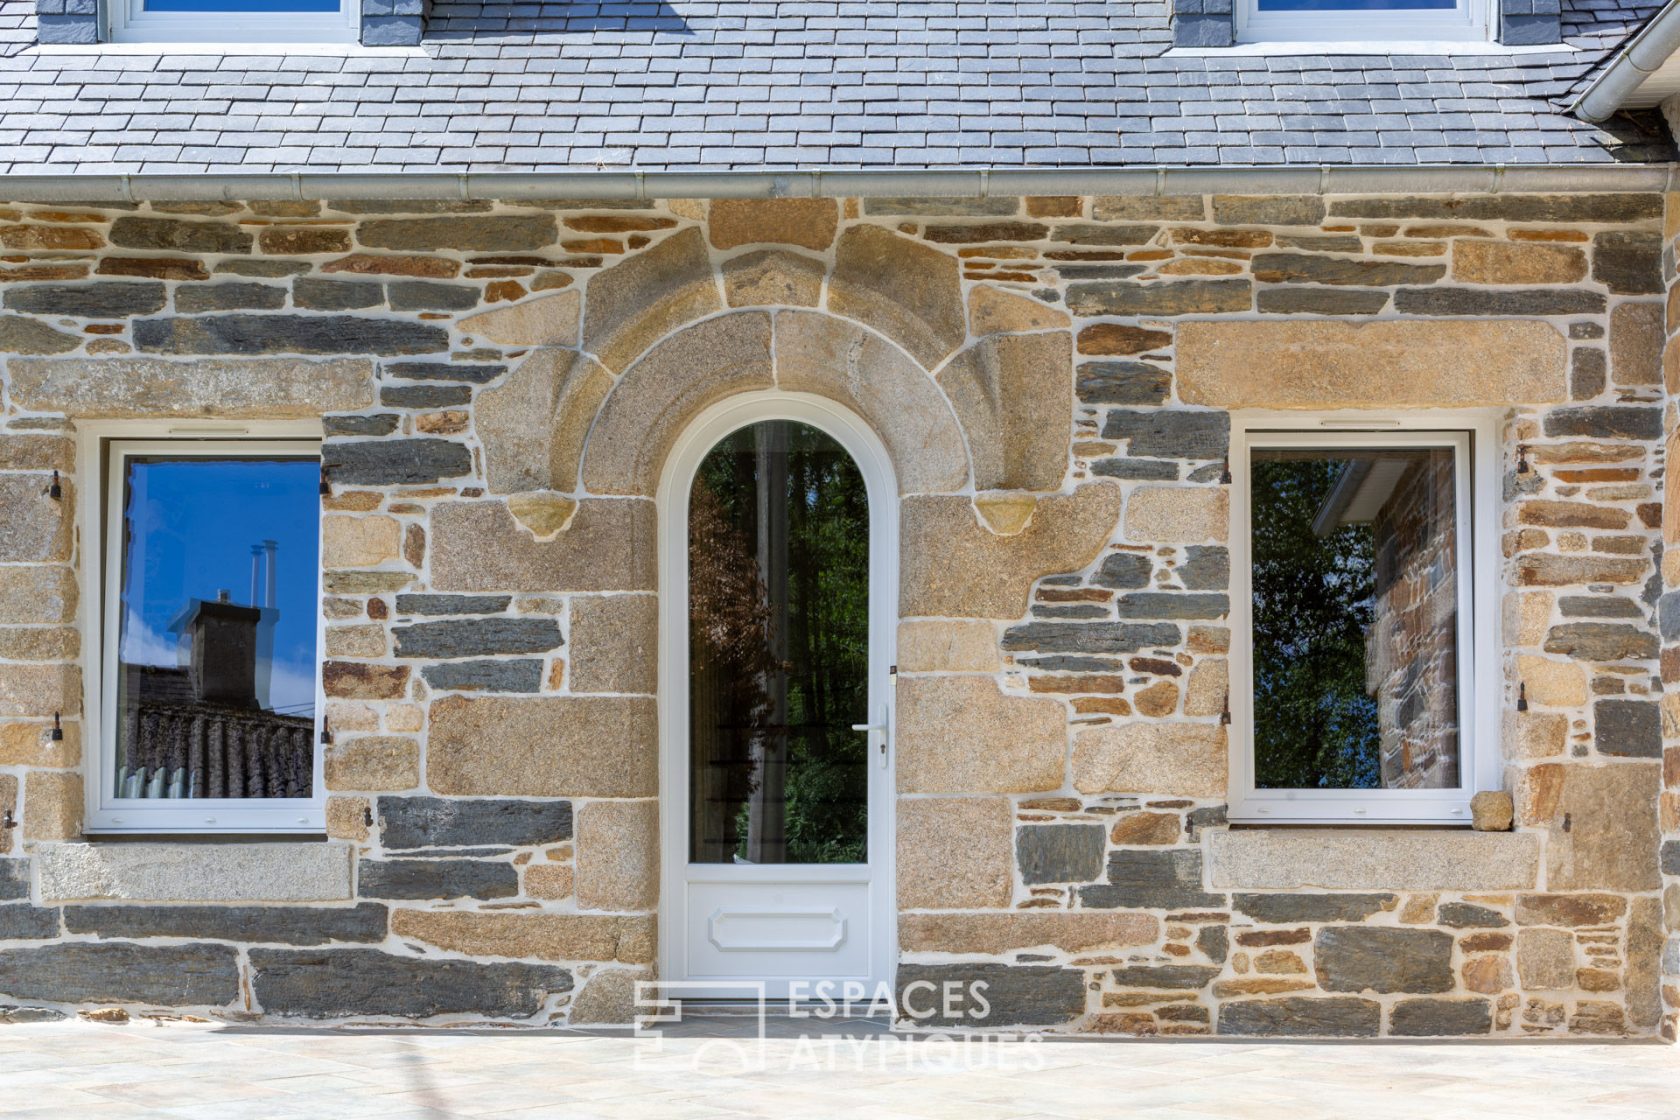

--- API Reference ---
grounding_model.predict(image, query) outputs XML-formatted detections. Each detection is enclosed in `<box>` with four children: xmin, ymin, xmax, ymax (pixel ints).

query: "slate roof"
<box><xmin>0</xmin><ymin>0</ymin><xmax>1672</xmax><ymax>176</ymax></box>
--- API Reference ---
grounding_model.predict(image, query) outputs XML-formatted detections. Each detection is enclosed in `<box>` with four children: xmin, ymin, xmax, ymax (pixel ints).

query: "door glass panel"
<box><xmin>688</xmin><ymin>420</ymin><xmax>870</xmax><ymax>865</ymax></box>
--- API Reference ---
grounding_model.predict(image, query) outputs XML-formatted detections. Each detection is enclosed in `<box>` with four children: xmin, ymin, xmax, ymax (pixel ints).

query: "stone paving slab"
<box><xmin>0</xmin><ymin>1018</ymin><xmax>1676</xmax><ymax>1119</ymax></box>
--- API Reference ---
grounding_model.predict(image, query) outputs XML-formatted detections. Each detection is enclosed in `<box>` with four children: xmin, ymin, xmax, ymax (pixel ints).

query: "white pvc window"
<box><xmin>1236</xmin><ymin>0</ymin><xmax>1490</xmax><ymax>42</ymax></box>
<box><xmin>109</xmin><ymin>0</ymin><xmax>358</xmax><ymax>44</ymax></box>
<box><xmin>83</xmin><ymin>427</ymin><xmax>325</xmax><ymax>834</ymax></box>
<box><xmin>1228</xmin><ymin>413</ymin><xmax>1499</xmax><ymax>824</ymax></box>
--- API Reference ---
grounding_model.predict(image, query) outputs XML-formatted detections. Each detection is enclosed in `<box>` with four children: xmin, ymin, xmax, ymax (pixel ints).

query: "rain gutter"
<box><xmin>1573</xmin><ymin>0</ymin><xmax>1680</xmax><ymax>123</ymax></box>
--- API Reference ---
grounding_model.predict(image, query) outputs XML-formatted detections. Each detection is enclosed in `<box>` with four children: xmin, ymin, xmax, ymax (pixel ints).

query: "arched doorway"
<box><xmin>657</xmin><ymin>392</ymin><xmax>898</xmax><ymax>1000</ymax></box>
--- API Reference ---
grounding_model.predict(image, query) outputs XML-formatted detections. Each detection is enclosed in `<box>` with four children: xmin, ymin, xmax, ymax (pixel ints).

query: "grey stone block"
<box><xmin>1219</xmin><ymin>996</ymin><xmax>1380</xmax><ymax>1037</ymax></box>
<box><xmin>0</xmin><ymin>942</ymin><xmax>240</xmax><ymax>1006</ymax></box>
<box><xmin>1388</xmin><ymin>997</ymin><xmax>1493</xmax><ymax>1036</ymax></box>
<box><xmin>135</xmin><ymin>314</ymin><xmax>448</xmax><ymax>357</ymax></box>
<box><xmin>1078</xmin><ymin>849</ymin><xmax>1226</xmax><ymax>910</ymax></box>
<box><xmin>1102</xmin><ymin>409</ymin><xmax>1229</xmax><ymax>460</ymax></box>
<box><xmin>1016</xmin><ymin>824</ymin><xmax>1105</xmax><ymax>885</ymax></box>
<box><xmin>380</xmin><ymin>384</ymin><xmax>471</xmax><ymax>409</ymax></box>
<box><xmin>378</xmin><ymin>795</ymin><xmax>573</xmax><ymax>850</ymax></box>
<box><xmin>1001</xmin><ymin>622</ymin><xmax>1181</xmax><ymax>655</ymax></box>
<box><xmin>322</xmin><ymin>439</ymin><xmax>472</xmax><ymax>485</ymax></box>
<box><xmin>1114</xmin><ymin>592</ymin><xmax>1230</xmax><ymax>620</ymax></box>
<box><xmin>1594</xmin><ymin>699</ymin><xmax>1661</xmax><ymax>759</ymax></box>
<box><xmin>1092</xmin><ymin>552</ymin><xmax>1153</xmax><ymax>590</ymax></box>
<box><xmin>383</xmin><ymin>362</ymin><xmax>507</xmax><ymax>383</ymax></box>
<box><xmin>0</xmin><ymin>860</ymin><xmax>27</xmax><ymax>902</ymax></box>
<box><xmin>421</xmin><ymin>659</ymin><xmax>545</xmax><ymax>693</ymax></box>
<box><xmin>895</xmin><ymin>963</ymin><xmax>1085</xmax><ymax>1027</ymax></box>
<box><xmin>1234</xmin><ymin>893</ymin><xmax>1397</xmax><ymax>922</ymax></box>
<box><xmin>393</xmin><ymin>618</ymin><xmax>562</xmax><ymax>659</ymax></box>
<box><xmin>357</xmin><ymin>859</ymin><xmax>518</xmax><ymax>900</ymax></box>
<box><xmin>250</xmin><ymin>949</ymin><xmax>572</xmax><ymax>1019</ymax></box>
<box><xmin>5</xmin><ymin>282</ymin><xmax>167</xmax><ymax>318</ymax></box>
<box><xmin>394</xmin><ymin>594</ymin><xmax>512</xmax><ymax>616</ymax></box>
<box><xmin>1314</xmin><ymin>927</ymin><xmax>1454</xmax><ymax>994</ymax></box>
<box><xmin>63</xmin><ymin>903</ymin><xmax>388</xmax><ymax>945</ymax></box>
<box><xmin>0</xmin><ymin>905</ymin><xmax>58</xmax><ymax>940</ymax></box>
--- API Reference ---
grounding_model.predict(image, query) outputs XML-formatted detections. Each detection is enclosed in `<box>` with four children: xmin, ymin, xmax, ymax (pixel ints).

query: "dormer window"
<box><xmin>1236</xmin><ymin>0</ymin><xmax>1491</xmax><ymax>43</ymax></box>
<box><xmin>109</xmin><ymin>0</ymin><xmax>359</xmax><ymax>43</ymax></box>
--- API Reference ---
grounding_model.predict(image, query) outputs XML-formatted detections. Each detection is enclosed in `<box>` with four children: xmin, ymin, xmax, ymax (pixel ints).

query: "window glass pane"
<box><xmin>1250</xmin><ymin>445</ymin><xmax>1460</xmax><ymax>790</ymax></box>
<box><xmin>144</xmin><ymin>0</ymin><xmax>340</xmax><ymax>11</ymax></box>
<box><xmin>688</xmin><ymin>420</ymin><xmax>870</xmax><ymax>865</ymax></box>
<box><xmin>1257</xmin><ymin>0</ymin><xmax>1454</xmax><ymax>10</ymax></box>
<box><xmin>114</xmin><ymin>455</ymin><xmax>320</xmax><ymax>800</ymax></box>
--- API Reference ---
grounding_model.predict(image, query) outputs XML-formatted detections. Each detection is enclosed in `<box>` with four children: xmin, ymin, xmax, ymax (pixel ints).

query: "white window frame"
<box><xmin>107</xmin><ymin>0</ymin><xmax>359</xmax><ymax>44</ymax></box>
<box><xmin>80</xmin><ymin>420</ymin><xmax>327</xmax><ymax>835</ymax></box>
<box><xmin>1235</xmin><ymin>0</ymin><xmax>1491</xmax><ymax>43</ymax></box>
<box><xmin>1228</xmin><ymin>411</ymin><xmax>1500</xmax><ymax>825</ymax></box>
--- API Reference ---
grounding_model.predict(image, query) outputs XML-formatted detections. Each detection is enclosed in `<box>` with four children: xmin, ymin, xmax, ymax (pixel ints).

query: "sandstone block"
<box><xmin>322</xmin><ymin>661</ymin><xmax>409</xmax><ymax>699</ymax></box>
<box><xmin>720</xmin><ymin>249</ymin><xmax>824</xmax><ymax>308</ymax></box>
<box><xmin>431</xmin><ymin>499</ymin><xmax>656</xmax><ymax>593</ymax></box>
<box><xmin>1072</xmin><ymin>722</ymin><xmax>1226</xmax><ymax>797</ymax></box>
<box><xmin>938</xmin><ymin>333</ymin><xmax>1072</xmax><ymax>492</ymax></box>
<box><xmin>901</xmin><ymin>483</ymin><xmax>1122</xmax><ymax>617</ymax></box>
<box><xmin>0</xmin><ymin>475</ymin><xmax>70</xmax><ymax>563</ymax></box>
<box><xmin>0</xmin><ymin>664</ymin><xmax>78</xmax><ymax>719</ymax></box>
<box><xmin>896</xmin><ymin>676</ymin><xmax>1066</xmax><ymax>793</ymax></box>
<box><xmin>428</xmin><ymin>694</ymin><xmax>657</xmax><ymax>797</ymax></box>
<box><xmin>324</xmin><ymin>736</ymin><xmax>419</xmax><ymax>792</ymax></box>
<box><xmin>1109</xmin><ymin>811</ymin><xmax>1181</xmax><ymax>845</ymax></box>
<box><xmin>774</xmin><ymin>310</ymin><xmax>969</xmax><ymax>495</ymax></box>
<box><xmin>828</xmin><ymin>225</ymin><xmax>966</xmax><ymax>368</ymax></box>
<box><xmin>583</xmin><ymin>227</ymin><xmax>721</xmax><ymax>372</ymax></box>
<box><xmin>1543</xmin><ymin>763</ymin><xmax>1661</xmax><ymax>891</ymax></box>
<box><xmin>1207</xmin><ymin>829</ymin><xmax>1539</xmax><ymax>890</ymax></box>
<box><xmin>1470</xmin><ymin>790</ymin><xmax>1513</xmax><ymax>832</ymax></box>
<box><xmin>582</xmin><ymin>311</ymin><xmax>772</xmax><ymax>496</ymax></box>
<box><xmin>896</xmin><ymin>620</ymin><xmax>1000</xmax><ymax>673</ymax></box>
<box><xmin>0</xmin><ymin>564</ymin><xmax>74</xmax><ymax>628</ymax></box>
<box><xmin>323</xmin><ymin>515</ymin><xmax>402</xmax><ymax>569</ymax></box>
<box><xmin>1516</xmin><ymin>655</ymin><xmax>1586</xmax><ymax>707</ymax></box>
<box><xmin>0</xmin><ymin>315</ymin><xmax>78</xmax><ymax>354</ymax></box>
<box><xmin>21</xmin><ymin>770</ymin><xmax>79</xmax><ymax>841</ymax></box>
<box><xmin>8</xmin><ymin>355</ymin><xmax>374</xmax><ymax>418</ymax></box>
<box><xmin>1176</xmin><ymin>320</ymin><xmax>1566</xmax><ymax>408</ymax></box>
<box><xmin>708</xmin><ymin>199</ymin><xmax>839</xmax><ymax>250</ymax></box>
<box><xmin>37</xmin><ymin>842</ymin><xmax>353</xmax><ymax>903</ymax></box>
<box><xmin>477</xmin><ymin>347</ymin><xmax>614</xmax><ymax>493</ymax></box>
<box><xmin>390</xmin><ymin>909</ymin><xmax>655</xmax><ymax>964</ymax></box>
<box><xmin>568</xmin><ymin>594</ymin><xmax>657</xmax><ymax>695</ymax></box>
<box><xmin>570</xmin><ymin>966</ymin><xmax>651</xmax><ymax>1024</ymax></box>
<box><xmin>1125</xmin><ymin>486</ymin><xmax>1228</xmax><ymax>544</ymax></box>
<box><xmin>525</xmin><ymin>863</ymin><xmax>575</xmax><ymax>900</ymax></box>
<box><xmin>897</xmin><ymin>796</ymin><xmax>1012</xmax><ymax>909</ymax></box>
<box><xmin>898</xmin><ymin>911</ymin><xmax>1156</xmax><ymax>954</ymax></box>
<box><xmin>1452</xmin><ymin>239</ymin><xmax>1586</xmax><ymax>285</ymax></box>
<box><xmin>1515</xmin><ymin>927</ymin><xmax>1575</xmax><ymax>989</ymax></box>
<box><xmin>968</xmin><ymin>285</ymin><xmax>1071</xmax><ymax>335</ymax></box>
<box><xmin>576</xmin><ymin>799</ymin><xmax>657</xmax><ymax>911</ymax></box>
<box><xmin>457</xmin><ymin>290</ymin><xmax>580</xmax><ymax>347</ymax></box>
<box><xmin>1609</xmin><ymin>301</ymin><xmax>1662</xmax><ymax>386</ymax></box>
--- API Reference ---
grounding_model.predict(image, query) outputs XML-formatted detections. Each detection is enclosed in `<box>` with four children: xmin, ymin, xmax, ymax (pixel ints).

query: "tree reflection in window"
<box><xmin>687</xmin><ymin>421</ymin><xmax>870</xmax><ymax>864</ymax></box>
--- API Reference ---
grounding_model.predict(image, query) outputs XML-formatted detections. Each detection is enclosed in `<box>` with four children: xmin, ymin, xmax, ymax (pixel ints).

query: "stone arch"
<box><xmin>578</xmin><ymin>309</ymin><xmax>971</xmax><ymax>499</ymax></box>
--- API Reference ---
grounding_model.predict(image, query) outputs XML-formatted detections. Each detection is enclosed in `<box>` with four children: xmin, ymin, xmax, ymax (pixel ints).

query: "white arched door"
<box><xmin>657</xmin><ymin>393</ymin><xmax>897</xmax><ymax>1000</ymax></box>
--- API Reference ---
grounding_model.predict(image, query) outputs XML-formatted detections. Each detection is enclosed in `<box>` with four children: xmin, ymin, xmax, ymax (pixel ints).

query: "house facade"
<box><xmin>1</xmin><ymin>0</ymin><xmax>1680</xmax><ymax>1040</ymax></box>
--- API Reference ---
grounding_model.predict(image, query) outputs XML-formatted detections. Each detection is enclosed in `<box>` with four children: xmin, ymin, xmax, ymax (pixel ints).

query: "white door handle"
<box><xmin>852</xmin><ymin>704</ymin><xmax>890</xmax><ymax>768</ymax></box>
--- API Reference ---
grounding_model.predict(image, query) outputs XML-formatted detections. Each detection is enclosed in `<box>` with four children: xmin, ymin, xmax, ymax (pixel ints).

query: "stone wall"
<box><xmin>0</xmin><ymin>191</ymin><xmax>1668</xmax><ymax>1035</ymax></box>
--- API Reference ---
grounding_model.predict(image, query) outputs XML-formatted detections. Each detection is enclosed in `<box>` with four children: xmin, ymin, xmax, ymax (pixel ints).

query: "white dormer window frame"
<box><xmin>1235</xmin><ymin>0</ymin><xmax>1492</xmax><ymax>43</ymax></box>
<box><xmin>108</xmin><ymin>0</ymin><xmax>358</xmax><ymax>44</ymax></box>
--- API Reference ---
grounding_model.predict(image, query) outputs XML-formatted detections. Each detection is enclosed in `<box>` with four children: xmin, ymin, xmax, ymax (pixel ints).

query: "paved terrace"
<box><xmin>0</xmin><ymin>1016</ymin><xmax>1675</xmax><ymax>1119</ymax></box>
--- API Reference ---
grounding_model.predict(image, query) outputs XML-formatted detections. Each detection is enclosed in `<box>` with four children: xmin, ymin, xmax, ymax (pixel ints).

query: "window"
<box><xmin>109</xmin><ymin>0</ymin><xmax>358</xmax><ymax>44</ymax></box>
<box><xmin>1228</xmin><ymin>414</ymin><xmax>1498</xmax><ymax>824</ymax></box>
<box><xmin>1236</xmin><ymin>0</ymin><xmax>1490</xmax><ymax>42</ymax></box>
<box><xmin>85</xmin><ymin>432</ymin><xmax>325</xmax><ymax>833</ymax></box>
